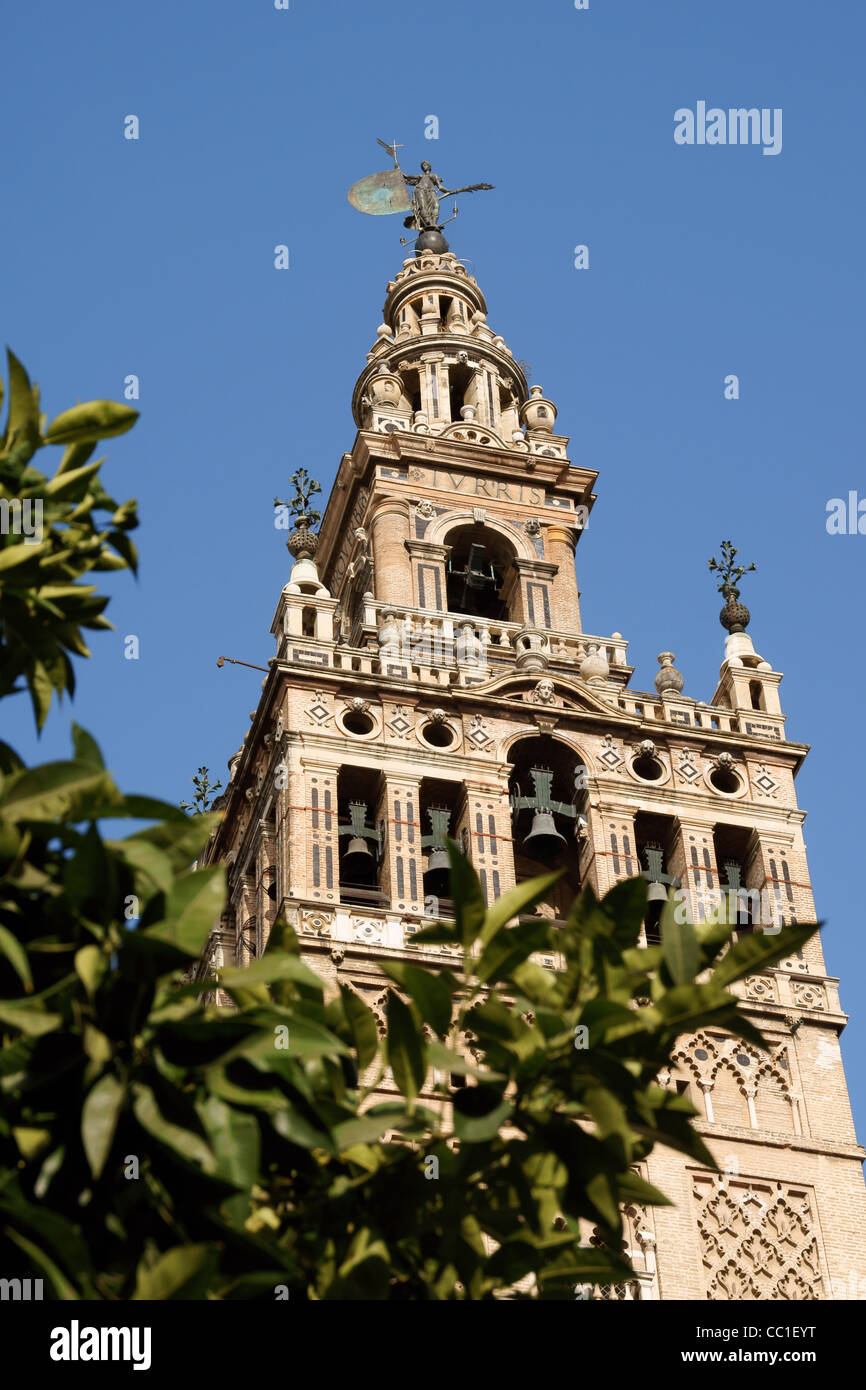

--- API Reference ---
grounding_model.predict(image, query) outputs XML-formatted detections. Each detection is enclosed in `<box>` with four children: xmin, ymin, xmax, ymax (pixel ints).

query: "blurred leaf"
<box><xmin>43</xmin><ymin>400</ymin><xmax>139</xmax><ymax>446</ymax></box>
<box><xmin>661</xmin><ymin>898</ymin><xmax>699</xmax><ymax>985</ymax></box>
<box><xmin>386</xmin><ymin>991</ymin><xmax>426</xmax><ymax>1104</ymax></box>
<box><xmin>379</xmin><ymin>961</ymin><xmax>456</xmax><ymax>1036</ymax></box>
<box><xmin>131</xmin><ymin>1244</ymin><xmax>217</xmax><ymax>1300</ymax></box>
<box><xmin>82</xmin><ymin>1073</ymin><xmax>124</xmax><ymax>1179</ymax></box>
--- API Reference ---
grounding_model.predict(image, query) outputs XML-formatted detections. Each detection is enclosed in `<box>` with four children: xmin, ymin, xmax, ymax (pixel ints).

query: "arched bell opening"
<box><xmin>337</xmin><ymin>766</ymin><xmax>386</xmax><ymax>908</ymax></box>
<box><xmin>713</xmin><ymin>823</ymin><xmax>760</xmax><ymax>938</ymax></box>
<box><xmin>445</xmin><ymin>524</ymin><xmax>518</xmax><ymax>623</ymax></box>
<box><xmin>634</xmin><ymin>812</ymin><xmax>678</xmax><ymax>945</ymax></box>
<box><xmin>419</xmin><ymin>777</ymin><xmax>465</xmax><ymax>917</ymax></box>
<box><xmin>507</xmin><ymin>736</ymin><xmax>587</xmax><ymax>922</ymax></box>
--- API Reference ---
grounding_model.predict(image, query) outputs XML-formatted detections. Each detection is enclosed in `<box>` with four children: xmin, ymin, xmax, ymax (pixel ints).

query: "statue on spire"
<box><xmin>348</xmin><ymin>138</ymin><xmax>493</xmax><ymax>252</ymax></box>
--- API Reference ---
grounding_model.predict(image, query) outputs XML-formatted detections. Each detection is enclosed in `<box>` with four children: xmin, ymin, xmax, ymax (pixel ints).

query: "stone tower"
<box><xmin>200</xmin><ymin>245</ymin><xmax>866</xmax><ymax>1301</ymax></box>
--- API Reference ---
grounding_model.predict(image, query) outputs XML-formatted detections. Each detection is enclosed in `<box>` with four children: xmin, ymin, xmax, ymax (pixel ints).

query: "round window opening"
<box><xmin>709</xmin><ymin>766</ymin><xmax>740</xmax><ymax>795</ymax></box>
<box><xmin>632</xmin><ymin>753</ymin><xmax>664</xmax><ymax>782</ymax></box>
<box><xmin>421</xmin><ymin>722</ymin><xmax>455</xmax><ymax>748</ymax></box>
<box><xmin>343</xmin><ymin>710</ymin><xmax>375</xmax><ymax>737</ymax></box>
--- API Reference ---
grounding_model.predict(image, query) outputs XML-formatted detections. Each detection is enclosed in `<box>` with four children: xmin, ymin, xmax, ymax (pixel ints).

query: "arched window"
<box><xmin>508</xmin><ymin>735</ymin><xmax>586</xmax><ymax>921</ymax></box>
<box><xmin>445</xmin><ymin>524</ymin><xmax>519</xmax><ymax>622</ymax></box>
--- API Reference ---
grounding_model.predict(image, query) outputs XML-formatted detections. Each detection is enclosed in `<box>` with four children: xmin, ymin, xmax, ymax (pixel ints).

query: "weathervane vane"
<box><xmin>348</xmin><ymin>137</ymin><xmax>494</xmax><ymax>253</ymax></box>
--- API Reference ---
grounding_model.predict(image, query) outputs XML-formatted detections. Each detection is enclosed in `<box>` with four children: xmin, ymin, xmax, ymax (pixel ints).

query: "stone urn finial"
<box><xmin>654</xmin><ymin>651</ymin><xmax>684</xmax><ymax>695</ymax></box>
<box><xmin>275</xmin><ymin>467</ymin><xmax>323</xmax><ymax>560</ymax></box>
<box><xmin>708</xmin><ymin>540</ymin><xmax>756</xmax><ymax>634</ymax></box>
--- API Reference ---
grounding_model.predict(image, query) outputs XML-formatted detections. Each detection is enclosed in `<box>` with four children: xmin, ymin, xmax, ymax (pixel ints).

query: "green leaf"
<box><xmin>0</xmin><ymin>924</ymin><xmax>33</xmax><ymax>992</ymax></box>
<box><xmin>219</xmin><ymin>954</ymin><xmax>322</xmax><ymax>994</ymax></box>
<box><xmin>1</xmin><ymin>760</ymin><xmax>118</xmax><ymax>822</ymax></box>
<box><xmin>661</xmin><ymin>897</ymin><xmax>699</xmax><ymax>984</ymax></box>
<box><xmin>132</xmin><ymin>1082</ymin><xmax>216</xmax><ymax>1173</ymax></box>
<box><xmin>0</xmin><ymin>538</ymin><xmax>51</xmax><ymax>572</ymax></box>
<box><xmin>144</xmin><ymin>864</ymin><xmax>225</xmax><ymax>956</ymax></box>
<box><xmin>74</xmin><ymin>944</ymin><xmax>105</xmax><ymax>998</ymax></box>
<box><xmin>43</xmin><ymin>400</ymin><xmax>139</xmax><ymax>446</ymax></box>
<box><xmin>82</xmin><ymin>1073</ymin><xmax>124</xmax><ymax>1178</ymax></box>
<box><xmin>452</xmin><ymin>1085</ymin><xmax>511</xmax><ymax>1142</ymax></box>
<box><xmin>3</xmin><ymin>350</ymin><xmax>39</xmax><ymax>453</ymax></box>
<box><xmin>196</xmin><ymin>1095</ymin><xmax>259</xmax><ymax>1190</ymax></box>
<box><xmin>475</xmin><ymin>919</ymin><xmax>551</xmax><ymax>985</ymax></box>
<box><xmin>338</xmin><ymin>984</ymin><xmax>380</xmax><ymax>1070</ymax></box>
<box><xmin>131</xmin><ymin>1244</ymin><xmax>217</xmax><ymax>1300</ymax></box>
<box><xmin>710</xmin><ymin>922</ymin><xmax>818</xmax><ymax>988</ymax></box>
<box><xmin>427</xmin><ymin>1040</ymin><xmax>501</xmax><ymax>1080</ymax></box>
<box><xmin>386</xmin><ymin>991</ymin><xmax>426</xmax><ymax>1104</ymax></box>
<box><xmin>446</xmin><ymin>839</ymin><xmax>487</xmax><ymax>950</ymax></box>
<box><xmin>478</xmin><ymin>871</ymin><xmax>563</xmax><ymax>947</ymax></box>
<box><xmin>70</xmin><ymin>724</ymin><xmax>105</xmax><ymax>768</ymax></box>
<box><xmin>0</xmin><ymin>1001</ymin><xmax>62</xmax><ymax>1035</ymax></box>
<box><xmin>4</xmin><ymin>1228</ymin><xmax>80</xmax><ymax>1301</ymax></box>
<box><xmin>379</xmin><ymin>961</ymin><xmax>456</xmax><ymax>1036</ymax></box>
<box><xmin>332</xmin><ymin>1104</ymin><xmax>410</xmax><ymax>1150</ymax></box>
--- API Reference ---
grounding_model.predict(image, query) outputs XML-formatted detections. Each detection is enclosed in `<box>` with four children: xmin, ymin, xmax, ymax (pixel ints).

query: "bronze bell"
<box><xmin>424</xmin><ymin>846</ymin><xmax>451</xmax><ymax>895</ymax></box>
<box><xmin>342</xmin><ymin>836</ymin><xmax>375</xmax><ymax>874</ymax></box>
<box><xmin>646</xmin><ymin>880</ymin><xmax>668</xmax><ymax>904</ymax></box>
<box><xmin>523</xmin><ymin>811</ymin><xmax>568</xmax><ymax>859</ymax></box>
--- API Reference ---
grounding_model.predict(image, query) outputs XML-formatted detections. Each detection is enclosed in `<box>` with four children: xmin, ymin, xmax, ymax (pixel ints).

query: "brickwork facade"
<box><xmin>199</xmin><ymin>247</ymin><xmax>866</xmax><ymax>1299</ymax></box>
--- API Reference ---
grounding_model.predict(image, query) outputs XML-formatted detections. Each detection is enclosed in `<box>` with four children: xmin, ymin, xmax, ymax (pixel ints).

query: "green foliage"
<box><xmin>274</xmin><ymin>467</ymin><xmax>322</xmax><ymax>529</ymax></box>
<box><xmin>0</xmin><ymin>800</ymin><xmax>817</xmax><ymax>1297</ymax></box>
<box><xmin>707</xmin><ymin>539</ymin><xmax>756</xmax><ymax>594</ymax></box>
<box><xmin>0</xmin><ymin>350</ymin><xmax>138</xmax><ymax>733</ymax></box>
<box><xmin>180</xmin><ymin>766</ymin><xmax>224</xmax><ymax>816</ymax></box>
<box><xmin>0</xmin><ymin>355</ymin><xmax>819</xmax><ymax>1299</ymax></box>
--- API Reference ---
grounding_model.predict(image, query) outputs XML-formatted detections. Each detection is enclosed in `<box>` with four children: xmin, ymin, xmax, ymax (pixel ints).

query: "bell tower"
<box><xmin>201</xmin><ymin>243</ymin><xmax>866</xmax><ymax>1302</ymax></box>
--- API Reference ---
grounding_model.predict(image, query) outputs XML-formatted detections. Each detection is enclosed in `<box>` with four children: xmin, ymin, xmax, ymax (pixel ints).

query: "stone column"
<box><xmin>380</xmin><ymin>775</ymin><xmax>424</xmax><ymax>917</ymax></box>
<box><xmin>300</xmin><ymin>760</ymin><xmax>339</xmax><ymax>909</ymax></box>
<box><xmin>670</xmin><ymin>819</ymin><xmax>716</xmax><ymax>924</ymax></box>
<box><xmin>513</xmin><ymin>557</ymin><xmax>558</xmax><ymax>630</ymax></box>
<box><xmin>586</xmin><ymin>803</ymin><xmax>638</xmax><ymax>898</ymax></box>
<box><xmin>370</xmin><ymin>501</ymin><xmax>411</xmax><ymax>607</ymax></box>
<box><xmin>406</xmin><ymin>539</ymin><xmax>449</xmax><ymax>613</ymax></box>
<box><xmin>464</xmin><ymin>779</ymin><xmax>515</xmax><ymax>903</ymax></box>
<box><xmin>545</xmin><ymin>525</ymin><xmax>581</xmax><ymax>632</ymax></box>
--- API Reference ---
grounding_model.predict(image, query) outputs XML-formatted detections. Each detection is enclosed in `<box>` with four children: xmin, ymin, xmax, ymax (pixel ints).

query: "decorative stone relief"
<box><xmin>597</xmin><ymin>735</ymin><xmax>625</xmax><ymax>773</ymax></box>
<box><xmin>525</xmin><ymin>517</ymin><xmax>542</xmax><ymax>537</ymax></box>
<box><xmin>744</xmin><ymin>974</ymin><xmax>778</xmax><ymax>1003</ymax></box>
<box><xmin>300</xmin><ymin>910</ymin><xmax>332</xmax><ymax>937</ymax></box>
<box><xmin>530</xmin><ymin>677</ymin><xmax>556</xmax><ymax>705</ymax></box>
<box><xmin>753</xmin><ymin>764</ymin><xmax>780</xmax><ymax>799</ymax></box>
<box><xmin>693</xmin><ymin>1175</ymin><xmax>823</xmax><ymax>1300</ymax></box>
<box><xmin>415</xmin><ymin>499</ymin><xmax>436</xmax><ymax>519</ymax></box>
<box><xmin>791</xmin><ymin>980</ymin><xmax>827</xmax><ymax>1011</ymax></box>
<box><xmin>305</xmin><ymin>690</ymin><xmax>333</xmax><ymax>726</ymax></box>
<box><xmin>675</xmin><ymin>749</ymin><xmax>702</xmax><ymax>785</ymax></box>
<box><xmin>386</xmin><ymin>705</ymin><xmax>414</xmax><ymax>740</ymax></box>
<box><xmin>352</xmin><ymin>917</ymin><xmax>385</xmax><ymax>945</ymax></box>
<box><xmin>465</xmin><ymin>714</ymin><xmax>493</xmax><ymax>752</ymax></box>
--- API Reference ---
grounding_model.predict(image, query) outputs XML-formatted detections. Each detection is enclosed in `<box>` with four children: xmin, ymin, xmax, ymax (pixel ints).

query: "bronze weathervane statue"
<box><xmin>347</xmin><ymin>137</ymin><xmax>493</xmax><ymax>253</ymax></box>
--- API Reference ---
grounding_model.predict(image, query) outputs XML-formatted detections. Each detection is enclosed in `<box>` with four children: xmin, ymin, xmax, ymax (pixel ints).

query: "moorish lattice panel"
<box><xmin>693</xmin><ymin>1172</ymin><xmax>825</xmax><ymax>1300</ymax></box>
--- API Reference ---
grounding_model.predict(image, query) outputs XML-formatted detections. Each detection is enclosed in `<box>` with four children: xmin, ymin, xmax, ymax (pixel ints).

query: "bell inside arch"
<box><xmin>646</xmin><ymin>880</ymin><xmax>668</xmax><ymax>904</ymax></box>
<box><xmin>342</xmin><ymin>835</ymin><xmax>376</xmax><ymax>875</ymax></box>
<box><xmin>424</xmin><ymin>845</ymin><xmax>451</xmax><ymax>895</ymax></box>
<box><xmin>523</xmin><ymin>810</ymin><xmax>568</xmax><ymax>859</ymax></box>
<box><xmin>423</xmin><ymin>806</ymin><xmax>453</xmax><ymax>895</ymax></box>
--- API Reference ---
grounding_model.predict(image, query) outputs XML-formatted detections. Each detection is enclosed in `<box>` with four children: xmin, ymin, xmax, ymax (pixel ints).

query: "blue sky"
<box><xmin>2</xmin><ymin>1</ymin><xmax>865</xmax><ymax>1136</ymax></box>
